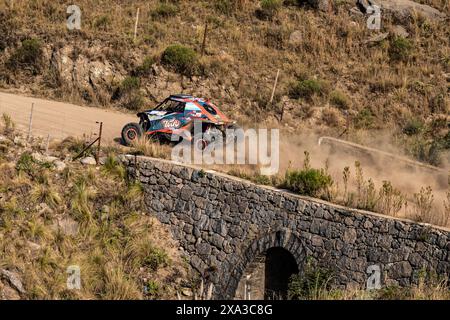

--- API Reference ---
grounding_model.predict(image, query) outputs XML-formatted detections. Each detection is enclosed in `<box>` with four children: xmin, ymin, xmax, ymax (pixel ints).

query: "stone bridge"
<box><xmin>123</xmin><ymin>155</ymin><xmax>450</xmax><ymax>299</ymax></box>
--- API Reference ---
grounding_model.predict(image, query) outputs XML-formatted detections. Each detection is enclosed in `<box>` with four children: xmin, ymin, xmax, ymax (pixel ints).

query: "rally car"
<box><xmin>121</xmin><ymin>95</ymin><xmax>239</xmax><ymax>149</ymax></box>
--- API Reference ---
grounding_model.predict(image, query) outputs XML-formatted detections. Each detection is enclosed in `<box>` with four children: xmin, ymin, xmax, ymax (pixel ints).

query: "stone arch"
<box><xmin>222</xmin><ymin>229</ymin><xmax>306</xmax><ymax>299</ymax></box>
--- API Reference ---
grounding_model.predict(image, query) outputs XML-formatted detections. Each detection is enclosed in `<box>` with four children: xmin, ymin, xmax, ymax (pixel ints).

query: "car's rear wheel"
<box><xmin>193</xmin><ymin>128</ymin><xmax>223</xmax><ymax>152</ymax></box>
<box><xmin>122</xmin><ymin>123</ymin><xmax>143</xmax><ymax>146</ymax></box>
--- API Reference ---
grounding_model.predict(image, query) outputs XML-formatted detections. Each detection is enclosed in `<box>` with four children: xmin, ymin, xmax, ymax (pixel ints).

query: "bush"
<box><xmin>121</xmin><ymin>76</ymin><xmax>140</xmax><ymax>93</ymax></box>
<box><xmin>151</xmin><ymin>3</ymin><xmax>179</xmax><ymax>19</ymax></box>
<box><xmin>93</xmin><ymin>15</ymin><xmax>110</xmax><ymax>30</ymax></box>
<box><xmin>16</xmin><ymin>152</ymin><xmax>53</xmax><ymax>177</ymax></box>
<box><xmin>256</xmin><ymin>0</ymin><xmax>282</xmax><ymax>20</ymax></box>
<box><xmin>330</xmin><ymin>90</ymin><xmax>350</xmax><ymax>109</ymax></box>
<box><xmin>283</xmin><ymin>168</ymin><xmax>333</xmax><ymax>197</ymax></box>
<box><xmin>133</xmin><ymin>56</ymin><xmax>155</xmax><ymax>77</ymax></box>
<box><xmin>8</xmin><ymin>39</ymin><xmax>43</xmax><ymax>75</ymax></box>
<box><xmin>0</xmin><ymin>11</ymin><xmax>16</xmax><ymax>52</ymax></box>
<box><xmin>161</xmin><ymin>44</ymin><xmax>198</xmax><ymax>76</ymax></box>
<box><xmin>389</xmin><ymin>37</ymin><xmax>413</xmax><ymax>62</ymax></box>
<box><xmin>321</xmin><ymin>108</ymin><xmax>340</xmax><ymax>127</ymax></box>
<box><xmin>119</xmin><ymin>77</ymin><xmax>144</xmax><ymax>111</ymax></box>
<box><xmin>144</xmin><ymin>247</ymin><xmax>169</xmax><ymax>271</ymax></box>
<box><xmin>409</xmin><ymin>136</ymin><xmax>444</xmax><ymax>166</ymax></box>
<box><xmin>2</xmin><ymin>113</ymin><xmax>15</xmax><ymax>135</ymax></box>
<box><xmin>264</xmin><ymin>27</ymin><xmax>286</xmax><ymax>49</ymax></box>
<box><xmin>288</xmin><ymin>260</ymin><xmax>334</xmax><ymax>300</ymax></box>
<box><xmin>403</xmin><ymin>118</ymin><xmax>424</xmax><ymax>136</ymax></box>
<box><xmin>353</xmin><ymin>108</ymin><xmax>375</xmax><ymax>129</ymax></box>
<box><xmin>214</xmin><ymin>0</ymin><xmax>237</xmax><ymax>16</ymax></box>
<box><xmin>289</xmin><ymin>79</ymin><xmax>324</xmax><ymax>100</ymax></box>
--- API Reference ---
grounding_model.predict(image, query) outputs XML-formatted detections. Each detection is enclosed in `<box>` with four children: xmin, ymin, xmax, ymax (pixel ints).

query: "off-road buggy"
<box><xmin>121</xmin><ymin>95</ymin><xmax>239</xmax><ymax>149</ymax></box>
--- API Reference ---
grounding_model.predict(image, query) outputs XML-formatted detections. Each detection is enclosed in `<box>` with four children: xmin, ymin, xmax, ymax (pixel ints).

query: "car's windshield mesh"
<box><xmin>157</xmin><ymin>99</ymin><xmax>185</xmax><ymax>113</ymax></box>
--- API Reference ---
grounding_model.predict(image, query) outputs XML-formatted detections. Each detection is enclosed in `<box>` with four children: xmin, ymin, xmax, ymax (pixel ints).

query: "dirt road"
<box><xmin>0</xmin><ymin>91</ymin><xmax>135</xmax><ymax>143</ymax></box>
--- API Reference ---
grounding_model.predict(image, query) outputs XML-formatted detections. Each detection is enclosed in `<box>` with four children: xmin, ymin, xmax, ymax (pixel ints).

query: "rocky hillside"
<box><xmin>0</xmin><ymin>1</ymin><xmax>449</xmax><ymax>163</ymax></box>
<box><xmin>0</xmin><ymin>1</ymin><xmax>448</xmax><ymax>126</ymax></box>
<box><xmin>0</xmin><ymin>119</ymin><xmax>196</xmax><ymax>299</ymax></box>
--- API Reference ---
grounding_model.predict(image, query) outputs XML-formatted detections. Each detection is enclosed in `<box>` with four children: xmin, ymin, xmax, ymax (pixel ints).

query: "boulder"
<box><xmin>391</xmin><ymin>25</ymin><xmax>409</xmax><ymax>38</ymax></box>
<box><xmin>54</xmin><ymin>160</ymin><xmax>66</xmax><ymax>171</ymax></box>
<box><xmin>357</xmin><ymin>0</ymin><xmax>446</xmax><ymax>22</ymax></box>
<box><xmin>80</xmin><ymin>156</ymin><xmax>97</xmax><ymax>165</ymax></box>
<box><xmin>379</xmin><ymin>0</ymin><xmax>446</xmax><ymax>22</ymax></box>
<box><xmin>288</xmin><ymin>31</ymin><xmax>303</xmax><ymax>46</ymax></box>
<box><xmin>31</xmin><ymin>152</ymin><xmax>59</xmax><ymax>163</ymax></box>
<box><xmin>364</xmin><ymin>32</ymin><xmax>389</xmax><ymax>43</ymax></box>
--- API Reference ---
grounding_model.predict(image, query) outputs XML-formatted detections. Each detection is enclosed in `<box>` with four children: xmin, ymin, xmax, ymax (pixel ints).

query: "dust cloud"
<box><xmin>278</xmin><ymin>131</ymin><xmax>449</xmax><ymax>226</ymax></box>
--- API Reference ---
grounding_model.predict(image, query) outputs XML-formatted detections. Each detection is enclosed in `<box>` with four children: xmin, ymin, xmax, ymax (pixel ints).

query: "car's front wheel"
<box><xmin>121</xmin><ymin>122</ymin><xmax>143</xmax><ymax>146</ymax></box>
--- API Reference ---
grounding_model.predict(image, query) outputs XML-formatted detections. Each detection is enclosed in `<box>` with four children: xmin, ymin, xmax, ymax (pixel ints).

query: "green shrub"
<box><xmin>161</xmin><ymin>44</ymin><xmax>198</xmax><ymax>76</ymax></box>
<box><xmin>121</xmin><ymin>76</ymin><xmax>140</xmax><ymax>93</ymax></box>
<box><xmin>145</xmin><ymin>280</ymin><xmax>160</xmax><ymax>297</ymax></box>
<box><xmin>389</xmin><ymin>37</ymin><xmax>413</xmax><ymax>62</ymax></box>
<box><xmin>16</xmin><ymin>152</ymin><xmax>53</xmax><ymax>176</ymax></box>
<box><xmin>144</xmin><ymin>247</ymin><xmax>169</xmax><ymax>271</ymax></box>
<box><xmin>330</xmin><ymin>90</ymin><xmax>350</xmax><ymax>109</ymax></box>
<box><xmin>8</xmin><ymin>39</ymin><xmax>43</xmax><ymax>74</ymax></box>
<box><xmin>151</xmin><ymin>3</ymin><xmax>179</xmax><ymax>19</ymax></box>
<box><xmin>102</xmin><ymin>155</ymin><xmax>126</xmax><ymax>180</ymax></box>
<box><xmin>289</xmin><ymin>79</ymin><xmax>324</xmax><ymax>100</ymax></box>
<box><xmin>283</xmin><ymin>168</ymin><xmax>333</xmax><ymax>197</ymax></box>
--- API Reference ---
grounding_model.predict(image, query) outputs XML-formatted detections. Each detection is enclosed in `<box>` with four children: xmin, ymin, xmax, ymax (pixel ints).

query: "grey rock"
<box><xmin>288</xmin><ymin>31</ymin><xmax>302</xmax><ymax>46</ymax></box>
<box><xmin>391</xmin><ymin>25</ymin><xmax>409</xmax><ymax>38</ymax></box>
<box><xmin>377</xmin><ymin>0</ymin><xmax>446</xmax><ymax>22</ymax></box>
<box><xmin>57</xmin><ymin>217</ymin><xmax>79</xmax><ymax>236</ymax></box>
<box><xmin>80</xmin><ymin>156</ymin><xmax>97</xmax><ymax>165</ymax></box>
<box><xmin>390</xmin><ymin>261</ymin><xmax>413</xmax><ymax>278</ymax></box>
<box><xmin>54</xmin><ymin>160</ymin><xmax>66</xmax><ymax>171</ymax></box>
<box><xmin>0</xmin><ymin>269</ymin><xmax>25</xmax><ymax>294</ymax></box>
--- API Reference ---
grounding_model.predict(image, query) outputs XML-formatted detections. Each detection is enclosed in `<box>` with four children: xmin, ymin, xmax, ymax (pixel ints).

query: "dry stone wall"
<box><xmin>123</xmin><ymin>155</ymin><xmax>450</xmax><ymax>299</ymax></box>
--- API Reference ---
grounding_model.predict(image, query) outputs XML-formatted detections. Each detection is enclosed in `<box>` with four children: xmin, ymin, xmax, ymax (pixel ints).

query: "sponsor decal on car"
<box><xmin>161</xmin><ymin>118</ymin><xmax>181</xmax><ymax>128</ymax></box>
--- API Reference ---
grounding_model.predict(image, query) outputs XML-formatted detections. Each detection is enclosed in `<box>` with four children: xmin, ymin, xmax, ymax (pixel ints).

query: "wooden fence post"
<box><xmin>134</xmin><ymin>8</ymin><xmax>140</xmax><ymax>41</ymax></box>
<box><xmin>27</xmin><ymin>103</ymin><xmax>34</xmax><ymax>140</ymax></box>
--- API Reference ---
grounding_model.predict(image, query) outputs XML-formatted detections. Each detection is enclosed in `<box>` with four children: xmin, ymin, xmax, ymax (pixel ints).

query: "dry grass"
<box><xmin>0</xmin><ymin>136</ymin><xmax>191</xmax><ymax>299</ymax></box>
<box><xmin>0</xmin><ymin>0</ymin><xmax>447</xmax><ymax>130</ymax></box>
<box><xmin>130</xmin><ymin>137</ymin><xmax>171</xmax><ymax>159</ymax></box>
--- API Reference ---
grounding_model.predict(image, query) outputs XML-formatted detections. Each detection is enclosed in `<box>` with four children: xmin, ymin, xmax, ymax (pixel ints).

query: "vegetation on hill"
<box><xmin>0</xmin><ymin>117</ymin><xmax>194</xmax><ymax>299</ymax></box>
